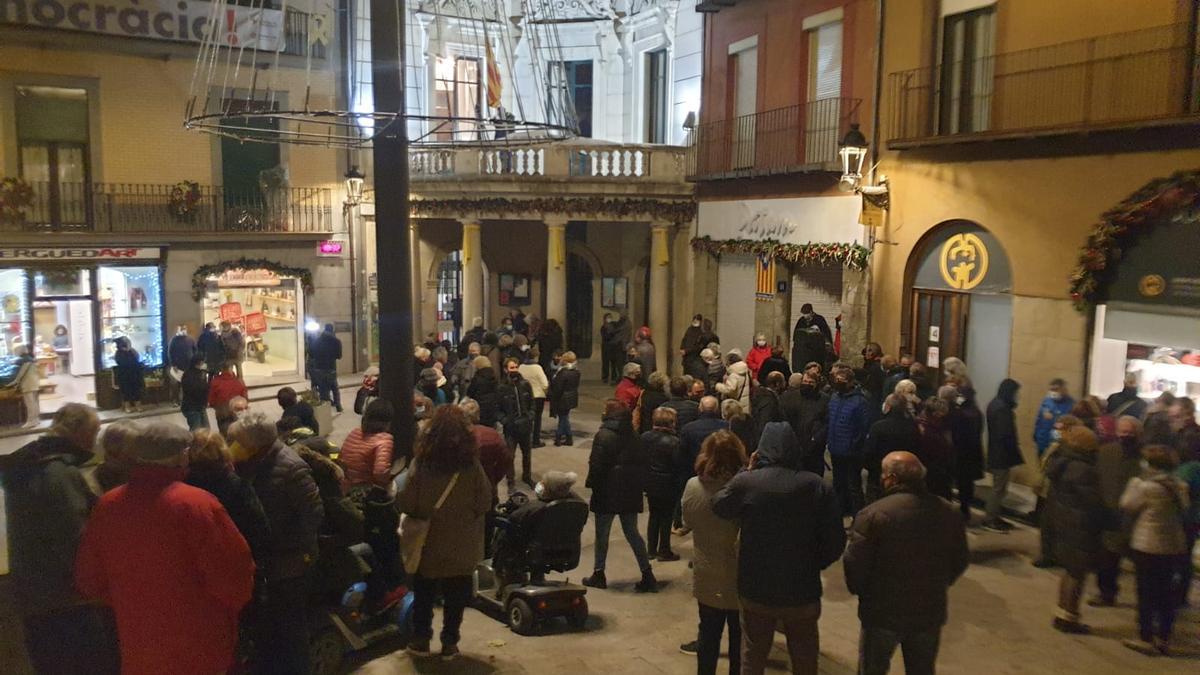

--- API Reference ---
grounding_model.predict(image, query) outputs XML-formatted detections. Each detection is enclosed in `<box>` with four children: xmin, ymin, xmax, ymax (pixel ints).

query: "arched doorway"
<box><xmin>567</xmin><ymin>252</ymin><xmax>594</xmax><ymax>358</ymax></box>
<box><xmin>904</xmin><ymin>220</ymin><xmax>1014</xmax><ymax>401</ymax></box>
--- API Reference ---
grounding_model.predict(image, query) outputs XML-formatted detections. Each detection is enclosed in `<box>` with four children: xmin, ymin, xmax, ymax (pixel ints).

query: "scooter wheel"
<box><xmin>567</xmin><ymin>598</ymin><xmax>588</xmax><ymax>629</ymax></box>
<box><xmin>507</xmin><ymin>597</ymin><xmax>536</xmax><ymax>635</ymax></box>
<box><xmin>308</xmin><ymin>626</ymin><xmax>345</xmax><ymax>675</ymax></box>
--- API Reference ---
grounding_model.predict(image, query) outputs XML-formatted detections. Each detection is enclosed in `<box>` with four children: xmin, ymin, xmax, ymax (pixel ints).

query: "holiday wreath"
<box><xmin>0</xmin><ymin>176</ymin><xmax>35</xmax><ymax>222</ymax></box>
<box><xmin>191</xmin><ymin>259</ymin><xmax>314</xmax><ymax>301</ymax></box>
<box><xmin>1068</xmin><ymin>170</ymin><xmax>1200</xmax><ymax>312</ymax></box>
<box><xmin>690</xmin><ymin>236</ymin><xmax>872</xmax><ymax>271</ymax></box>
<box><xmin>168</xmin><ymin>181</ymin><xmax>202</xmax><ymax>219</ymax></box>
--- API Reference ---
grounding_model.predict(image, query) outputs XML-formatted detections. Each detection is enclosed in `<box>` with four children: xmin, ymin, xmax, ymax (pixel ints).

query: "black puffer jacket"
<box><xmin>862</xmin><ymin>407</ymin><xmax>919</xmax><ymax>472</ymax></box>
<box><xmin>498</xmin><ymin>373</ymin><xmax>535</xmax><ymax>431</ymax></box>
<box><xmin>548</xmin><ymin>366</ymin><xmax>581</xmax><ymax>415</ymax></box>
<box><xmin>779</xmin><ymin>386</ymin><xmax>829</xmax><ymax>475</ymax></box>
<box><xmin>662</xmin><ymin>397</ymin><xmax>699</xmax><ymax>430</ymax></box>
<box><xmin>186</xmin><ymin>463</ymin><xmax>272</xmax><ymax>567</ymax></box>
<box><xmin>1044</xmin><ymin>443</ymin><xmax>1105</xmax><ymax>576</ymax></box>
<box><xmin>750</xmin><ymin>388</ymin><xmax>783</xmax><ymax>452</ymax></box>
<box><xmin>949</xmin><ymin>387</ymin><xmax>984</xmax><ymax>481</ymax></box>
<box><xmin>587</xmin><ymin>412</ymin><xmax>647</xmax><ymax>514</ymax></box>
<box><xmin>713</xmin><ymin>423</ymin><xmax>845</xmax><ymax>607</ymax></box>
<box><xmin>238</xmin><ymin>441</ymin><xmax>324</xmax><ymax>581</ymax></box>
<box><xmin>467</xmin><ymin>369</ymin><xmax>501</xmax><ymax>427</ymax></box>
<box><xmin>986</xmin><ymin>379</ymin><xmax>1024</xmax><ymax>471</ymax></box>
<box><xmin>642</xmin><ymin>429</ymin><xmax>686</xmax><ymax>500</ymax></box>
<box><xmin>638</xmin><ymin>389</ymin><xmax>670</xmax><ymax>434</ymax></box>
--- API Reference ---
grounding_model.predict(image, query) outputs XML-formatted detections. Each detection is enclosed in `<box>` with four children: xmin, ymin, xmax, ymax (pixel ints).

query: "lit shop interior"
<box><xmin>200</xmin><ymin>269</ymin><xmax>304</xmax><ymax>384</ymax></box>
<box><xmin>0</xmin><ymin>265</ymin><xmax>165</xmax><ymax>417</ymax></box>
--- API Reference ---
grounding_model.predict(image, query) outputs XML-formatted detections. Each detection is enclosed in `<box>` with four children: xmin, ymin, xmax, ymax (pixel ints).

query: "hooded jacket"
<box><xmin>986</xmin><ymin>379</ymin><xmax>1024</xmax><ymax>470</ymax></box>
<box><xmin>827</xmin><ymin>386</ymin><xmax>870</xmax><ymax>458</ymax></box>
<box><xmin>0</xmin><ymin>435</ymin><xmax>96</xmax><ymax>615</ymax></box>
<box><xmin>712</xmin><ymin>423</ymin><xmax>845</xmax><ymax>607</ymax></box>
<box><xmin>716</xmin><ymin>361</ymin><xmax>752</xmax><ymax>413</ymax></box>
<box><xmin>586</xmin><ymin>412</ymin><xmax>648</xmax><ymax>514</ymax></box>
<box><xmin>948</xmin><ymin>387</ymin><xmax>985</xmax><ymax>480</ymax></box>
<box><xmin>780</xmin><ymin>385</ymin><xmax>829</xmax><ymax>475</ymax></box>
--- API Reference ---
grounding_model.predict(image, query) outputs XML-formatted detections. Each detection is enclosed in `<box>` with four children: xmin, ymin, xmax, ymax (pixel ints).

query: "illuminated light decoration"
<box><xmin>344</xmin><ymin>166</ymin><xmax>365</xmax><ymax>206</ymax></box>
<box><xmin>317</xmin><ymin>240</ymin><xmax>345</xmax><ymax>256</ymax></box>
<box><xmin>838</xmin><ymin>123</ymin><xmax>868</xmax><ymax>192</ymax></box>
<box><xmin>690</xmin><ymin>236</ymin><xmax>872</xmax><ymax>271</ymax></box>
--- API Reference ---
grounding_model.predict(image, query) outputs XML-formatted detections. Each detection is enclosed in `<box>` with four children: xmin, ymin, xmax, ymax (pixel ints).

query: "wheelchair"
<box><xmin>473</xmin><ymin>490</ymin><xmax>590</xmax><ymax>635</ymax></box>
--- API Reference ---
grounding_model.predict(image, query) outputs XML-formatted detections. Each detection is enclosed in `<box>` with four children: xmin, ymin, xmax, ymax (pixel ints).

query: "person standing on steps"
<box><xmin>983</xmin><ymin>379</ymin><xmax>1023</xmax><ymax>532</ymax></box>
<box><xmin>499</xmin><ymin>357</ymin><xmax>536</xmax><ymax>486</ymax></box>
<box><xmin>548</xmin><ymin>351</ymin><xmax>581</xmax><ymax>446</ymax></box>
<box><xmin>583</xmin><ymin>399</ymin><xmax>658</xmax><ymax>593</ymax></box>
<box><xmin>310</xmin><ymin>323</ymin><xmax>344</xmax><ymax>413</ymax></box>
<box><xmin>791</xmin><ymin>304</ymin><xmax>831</xmax><ymax>371</ymax></box>
<box><xmin>1044</xmin><ymin>425</ymin><xmax>1104</xmax><ymax>635</ymax></box>
<box><xmin>219</xmin><ymin>321</ymin><xmax>246</xmax><ymax>382</ymax></box>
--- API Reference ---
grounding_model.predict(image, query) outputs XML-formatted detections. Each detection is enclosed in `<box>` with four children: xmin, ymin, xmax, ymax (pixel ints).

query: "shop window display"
<box><xmin>98</xmin><ymin>266</ymin><xmax>164</xmax><ymax>370</ymax></box>
<box><xmin>0</xmin><ymin>269</ymin><xmax>31</xmax><ymax>384</ymax></box>
<box><xmin>202</xmin><ymin>269</ymin><xmax>302</xmax><ymax>382</ymax></box>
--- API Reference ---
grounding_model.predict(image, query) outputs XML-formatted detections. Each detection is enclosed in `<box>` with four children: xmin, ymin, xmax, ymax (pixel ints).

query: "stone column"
<box><xmin>649</xmin><ymin>222</ymin><xmax>672</xmax><ymax>373</ymax></box>
<box><xmin>410</xmin><ymin>220</ymin><xmax>423</xmax><ymax>342</ymax></box>
<box><xmin>544</xmin><ymin>216</ymin><xmax>568</xmax><ymax>332</ymax></box>
<box><xmin>461</xmin><ymin>221</ymin><xmax>484</xmax><ymax>332</ymax></box>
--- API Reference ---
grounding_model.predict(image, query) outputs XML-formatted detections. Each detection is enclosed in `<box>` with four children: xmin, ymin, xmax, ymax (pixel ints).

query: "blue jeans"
<box><xmin>592</xmin><ymin>512</ymin><xmax>651</xmax><ymax>573</ymax></box>
<box><xmin>182</xmin><ymin>409</ymin><xmax>209</xmax><ymax>430</ymax></box>
<box><xmin>858</xmin><ymin>625</ymin><xmax>941</xmax><ymax>675</ymax></box>
<box><xmin>556</xmin><ymin>409</ymin><xmax>572</xmax><ymax>438</ymax></box>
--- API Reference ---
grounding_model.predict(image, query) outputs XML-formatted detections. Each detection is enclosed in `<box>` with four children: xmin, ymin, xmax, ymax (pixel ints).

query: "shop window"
<box><xmin>0</xmin><ymin>269</ymin><xmax>31</xmax><ymax>360</ymax></box>
<box><xmin>98</xmin><ymin>266</ymin><xmax>163</xmax><ymax>370</ymax></box>
<box><xmin>34</xmin><ymin>268</ymin><xmax>90</xmax><ymax>297</ymax></box>
<box><xmin>644</xmin><ymin>49</ymin><xmax>669</xmax><ymax>144</ymax></box>
<box><xmin>201</xmin><ymin>269</ymin><xmax>303</xmax><ymax>382</ymax></box>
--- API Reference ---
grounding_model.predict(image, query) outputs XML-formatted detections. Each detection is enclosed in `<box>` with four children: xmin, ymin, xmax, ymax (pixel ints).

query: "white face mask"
<box><xmin>1049</xmin><ymin>391</ymin><xmax>1062</xmax><ymax>401</ymax></box>
<box><xmin>756</xmin><ymin>340</ymin><xmax>766</xmax><ymax>347</ymax></box>
<box><xmin>692</xmin><ymin>321</ymin><xmax>701</xmax><ymax>328</ymax></box>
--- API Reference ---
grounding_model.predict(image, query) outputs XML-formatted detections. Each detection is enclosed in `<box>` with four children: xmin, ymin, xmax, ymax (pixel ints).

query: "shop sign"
<box><xmin>0</xmin><ymin>0</ymin><xmax>284</xmax><ymax>51</ymax></box>
<box><xmin>0</xmin><ymin>246</ymin><xmax>161</xmax><ymax>262</ymax></box>
<box><xmin>219</xmin><ymin>302</ymin><xmax>243</xmax><ymax>322</ymax></box>
<box><xmin>243</xmin><ymin>312</ymin><xmax>267</xmax><ymax>336</ymax></box>
<box><xmin>912</xmin><ymin>221</ymin><xmax>1011</xmax><ymax>294</ymax></box>
<box><xmin>698</xmin><ymin>197</ymin><xmax>862</xmax><ymax>245</ymax></box>
<box><xmin>1108</xmin><ymin>216</ymin><xmax>1200</xmax><ymax>308</ymax></box>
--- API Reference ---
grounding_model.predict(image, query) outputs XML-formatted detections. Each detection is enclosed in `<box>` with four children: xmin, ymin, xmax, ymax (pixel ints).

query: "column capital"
<box><xmin>650</xmin><ymin>220</ymin><xmax>676</xmax><ymax>232</ymax></box>
<box><xmin>461</xmin><ymin>220</ymin><xmax>482</xmax><ymax>231</ymax></box>
<box><xmin>544</xmin><ymin>215</ymin><xmax>569</xmax><ymax>228</ymax></box>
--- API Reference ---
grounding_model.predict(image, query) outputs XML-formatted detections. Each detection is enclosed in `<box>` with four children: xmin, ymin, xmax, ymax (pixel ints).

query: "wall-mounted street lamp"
<box><xmin>838</xmin><ymin>123</ymin><xmax>868</xmax><ymax>192</ymax></box>
<box><xmin>344</xmin><ymin>165</ymin><xmax>366</xmax><ymax>206</ymax></box>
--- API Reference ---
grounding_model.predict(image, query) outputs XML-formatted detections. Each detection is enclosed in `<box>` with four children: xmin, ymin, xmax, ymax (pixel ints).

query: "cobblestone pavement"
<box><xmin>2</xmin><ymin>378</ymin><xmax>1198</xmax><ymax>674</ymax></box>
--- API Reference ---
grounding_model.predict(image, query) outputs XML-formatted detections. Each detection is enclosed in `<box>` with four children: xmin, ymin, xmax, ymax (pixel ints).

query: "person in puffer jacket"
<box><xmin>715</xmin><ymin>354</ymin><xmax>752</xmax><ymax>415</ymax></box>
<box><xmin>826</xmin><ymin>365</ymin><xmax>870</xmax><ymax>517</ymax></box>
<box><xmin>643</xmin><ymin>407</ymin><xmax>686</xmax><ymax>562</ymax></box>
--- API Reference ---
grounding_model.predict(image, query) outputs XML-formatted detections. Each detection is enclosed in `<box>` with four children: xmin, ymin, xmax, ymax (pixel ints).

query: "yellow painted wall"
<box><xmin>994</xmin><ymin>0</ymin><xmax>1185</xmax><ymax>53</ymax></box>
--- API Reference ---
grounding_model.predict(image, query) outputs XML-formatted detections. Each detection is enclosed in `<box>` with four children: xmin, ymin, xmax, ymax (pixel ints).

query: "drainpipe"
<box><xmin>1186</xmin><ymin>0</ymin><xmax>1199</xmax><ymax>113</ymax></box>
<box><xmin>863</xmin><ymin>0</ymin><xmax>885</xmax><ymax>344</ymax></box>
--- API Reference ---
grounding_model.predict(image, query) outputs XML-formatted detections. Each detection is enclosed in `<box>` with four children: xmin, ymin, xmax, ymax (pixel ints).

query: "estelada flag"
<box><xmin>756</xmin><ymin>253</ymin><xmax>776</xmax><ymax>301</ymax></box>
<box><xmin>485</xmin><ymin>38</ymin><xmax>502</xmax><ymax>109</ymax></box>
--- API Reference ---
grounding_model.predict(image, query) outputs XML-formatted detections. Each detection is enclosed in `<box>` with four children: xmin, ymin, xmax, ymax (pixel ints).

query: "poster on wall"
<box><xmin>243</xmin><ymin>312</ymin><xmax>268</xmax><ymax>336</ymax></box>
<box><xmin>602</xmin><ymin>277</ymin><xmax>628</xmax><ymax>308</ymax></box>
<box><xmin>927</xmin><ymin>345</ymin><xmax>940</xmax><ymax>368</ymax></box>
<box><xmin>499</xmin><ymin>274</ymin><xmax>531</xmax><ymax>306</ymax></box>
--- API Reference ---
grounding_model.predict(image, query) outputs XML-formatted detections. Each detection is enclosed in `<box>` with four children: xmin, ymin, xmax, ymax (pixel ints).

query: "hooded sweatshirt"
<box><xmin>986</xmin><ymin>379</ymin><xmax>1024</xmax><ymax>471</ymax></box>
<box><xmin>712</xmin><ymin>422</ymin><xmax>845</xmax><ymax>606</ymax></box>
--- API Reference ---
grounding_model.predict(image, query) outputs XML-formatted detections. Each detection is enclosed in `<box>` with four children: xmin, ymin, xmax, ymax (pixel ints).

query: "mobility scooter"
<box><xmin>473</xmin><ymin>490</ymin><xmax>590</xmax><ymax>635</ymax></box>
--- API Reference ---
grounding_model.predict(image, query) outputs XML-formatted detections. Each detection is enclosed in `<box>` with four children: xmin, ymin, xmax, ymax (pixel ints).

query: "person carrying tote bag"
<box><xmin>397</xmin><ymin>406</ymin><xmax>492</xmax><ymax>661</ymax></box>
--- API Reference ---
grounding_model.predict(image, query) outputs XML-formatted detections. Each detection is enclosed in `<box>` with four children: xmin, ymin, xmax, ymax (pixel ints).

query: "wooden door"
<box><xmin>909</xmin><ymin>289</ymin><xmax>969</xmax><ymax>382</ymax></box>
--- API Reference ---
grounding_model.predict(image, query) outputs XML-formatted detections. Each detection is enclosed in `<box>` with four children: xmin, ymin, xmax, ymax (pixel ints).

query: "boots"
<box><xmin>635</xmin><ymin>568</ymin><xmax>658</xmax><ymax>593</ymax></box>
<box><xmin>582</xmin><ymin>570</ymin><xmax>607</xmax><ymax>589</ymax></box>
<box><xmin>561</xmin><ymin>435</ymin><xmax>574</xmax><ymax>446</ymax></box>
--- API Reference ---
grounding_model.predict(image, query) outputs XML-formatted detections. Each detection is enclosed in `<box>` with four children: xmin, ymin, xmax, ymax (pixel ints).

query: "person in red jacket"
<box><xmin>208</xmin><ymin>363</ymin><xmax>249</xmax><ymax>436</ymax></box>
<box><xmin>615</xmin><ymin>361</ymin><xmax>643</xmax><ymax>411</ymax></box>
<box><xmin>75</xmin><ymin>422</ymin><xmax>255</xmax><ymax>675</ymax></box>
<box><xmin>744</xmin><ymin>333</ymin><xmax>772</xmax><ymax>382</ymax></box>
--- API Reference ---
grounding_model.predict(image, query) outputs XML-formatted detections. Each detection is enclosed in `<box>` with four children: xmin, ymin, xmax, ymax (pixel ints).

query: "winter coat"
<box><xmin>1178</xmin><ymin>461</ymin><xmax>1200</xmax><ymax>528</ymax></box>
<box><xmin>791</xmin><ymin>323</ymin><xmax>828</xmax><ymax>371</ymax></box>
<box><xmin>750</xmin><ymin>387</ymin><xmax>783</xmax><ymax>452</ymax></box>
<box><xmin>681</xmin><ymin>476</ymin><xmax>740</xmax><ymax>611</ymax></box>
<box><xmin>181</xmin><ymin>367</ymin><xmax>210</xmax><ymax>413</ymax></box>
<box><xmin>916</xmin><ymin>414</ymin><xmax>955</xmax><ymax>500</ymax></box>
<box><xmin>637</xmin><ymin>388</ymin><xmax>670</xmax><ymax>434</ymax></box>
<box><xmin>113</xmin><ymin>348</ymin><xmax>145</xmax><ymax>399</ymax></box>
<box><xmin>632</xmin><ymin>340</ymin><xmax>657</xmax><ymax>374</ymax></box>
<box><xmin>715</xmin><ymin>361</ymin><xmax>752</xmax><ymax>413</ymax></box>
<box><xmin>844</xmin><ymin>483</ymin><xmax>968</xmax><ymax>631</ymax></box>
<box><xmin>780</xmin><ymin>387</ymin><xmax>829</xmax><ymax>475</ymax></box>
<box><xmin>1095</xmin><ymin>440</ymin><xmax>1144</xmax><ymax>551</ymax></box>
<box><xmin>338</xmin><ymin>429</ymin><xmax>395</xmax><ymax>489</ymax></box>
<box><xmin>281</xmin><ymin>401</ymin><xmax>320</xmax><ymax>435</ymax></box>
<box><xmin>548</xmin><ymin>365</ymin><xmax>581</xmax><ymax>415</ymax></box>
<box><xmin>238</xmin><ymin>441</ymin><xmax>324</xmax><ymax>580</ymax></box>
<box><xmin>167</xmin><ymin>333</ymin><xmax>197</xmax><ymax>372</ymax></box>
<box><xmin>857</xmin><ymin>361</ymin><xmax>886</xmax><ymax>409</ymax></box>
<box><xmin>607</xmin><ymin>318</ymin><xmax>633</xmax><ymax>350</ymax></box>
<box><xmin>536</xmin><ymin>326</ymin><xmax>563</xmax><ymax>366</ymax></box>
<box><xmin>1120</xmin><ymin>469</ymin><xmax>1190</xmax><ymax>555</ymax></box>
<box><xmin>882</xmin><ymin>368</ymin><xmax>909</xmax><ymax>402</ymax></box>
<box><xmin>792</xmin><ymin>313</ymin><xmax>832</xmax><ymax>349</ymax></box>
<box><xmin>220</xmin><ymin>329</ymin><xmax>245</xmax><ymax>362</ymax></box>
<box><xmin>705</xmin><ymin>360</ymin><xmax>727</xmax><ymax>393</ymax></box>
<box><xmin>1044</xmin><ymin>445</ymin><xmax>1105</xmax><ymax>575</ymax></box>
<box><xmin>474</xmin><ymin>425</ymin><xmax>512</xmax><ymax>489</ymax></box>
<box><xmin>207</xmin><ymin>371</ymin><xmax>248</xmax><ymax>409</ymax></box>
<box><xmin>712</xmin><ymin>423</ymin><xmax>845</xmax><ymax>607</ymax></box>
<box><xmin>310</xmin><ymin>331</ymin><xmax>342</xmax><ymax>371</ymax></box>
<box><xmin>862</xmin><ymin>407</ymin><xmax>919</xmax><ymax>470</ymax></box>
<box><xmin>197</xmin><ymin>328</ymin><xmax>225</xmax><ymax>371</ymax></box>
<box><xmin>517</xmin><ymin>363</ymin><xmax>550</xmax><ymax>399</ymax></box>
<box><xmin>1105</xmin><ymin>387</ymin><xmax>1147</xmax><ymax>420</ymax></box>
<box><xmin>827</xmin><ymin>387</ymin><xmax>870</xmax><ymax>458</ymax></box>
<box><xmin>662</xmin><ymin>396</ymin><xmax>700</xmax><ymax>430</ymax></box>
<box><xmin>466</xmin><ymin>369</ymin><xmax>501</xmax><ymax>427</ymax></box>
<box><xmin>75</xmin><ymin>466</ymin><xmax>254</xmax><ymax>675</ymax></box>
<box><xmin>499</xmin><ymin>373</ymin><xmax>535</xmax><ymax>431</ymax></box>
<box><xmin>587</xmin><ymin>413</ymin><xmax>648</xmax><ymax>514</ymax></box>
<box><xmin>756</xmin><ymin>355</ymin><xmax>791</xmax><ymax>386</ymax></box>
<box><xmin>948</xmin><ymin>388</ymin><xmax>985</xmax><ymax>480</ymax></box>
<box><xmin>397</xmin><ymin>460</ymin><xmax>492</xmax><ymax>578</ymax></box>
<box><xmin>185</xmin><ymin>463</ymin><xmax>272</xmax><ymax>568</ymax></box>
<box><xmin>449</xmin><ymin>357</ymin><xmax>476</xmax><ymax>398</ymax></box>
<box><xmin>614</xmin><ymin>376</ymin><xmax>643</xmax><ymax>411</ymax></box>
<box><xmin>680</xmin><ymin>413</ymin><xmax>729</xmax><ymax>473</ymax></box>
<box><xmin>1034</xmin><ymin>394</ymin><xmax>1075</xmax><ymax>454</ymax></box>
<box><xmin>745</xmin><ymin>345</ymin><xmax>772</xmax><ymax>381</ymax></box>
<box><xmin>643</xmin><ymin>429</ymin><xmax>686</xmax><ymax>500</ymax></box>
<box><xmin>986</xmin><ymin>379</ymin><xmax>1024</xmax><ymax>471</ymax></box>
<box><xmin>0</xmin><ymin>435</ymin><xmax>96</xmax><ymax>615</ymax></box>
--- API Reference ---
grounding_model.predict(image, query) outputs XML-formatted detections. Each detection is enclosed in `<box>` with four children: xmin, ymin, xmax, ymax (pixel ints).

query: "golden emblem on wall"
<box><xmin>939</xmin><ymin>233</ymin><xmax>989</xmax><ymax>291</ymax></box>
<box><xmin>1138</xmin><ymin>274</ymin><xmax>1166</xmax><ymax>297</ymax></box>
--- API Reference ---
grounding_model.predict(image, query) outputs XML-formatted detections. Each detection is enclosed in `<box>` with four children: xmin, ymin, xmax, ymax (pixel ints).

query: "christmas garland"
<box><xmin>690</xmin><ymin>236</ymin><xmax>872</xmax><ymax>270</ymax></box>
<box><xmin>410</xmin><ymin>196</ymin><xmax>697</xmax><ymax>224</ymax></box>
<box><xmin>1069</xmin><ymin>170</ymin><xmax>1200</xmax><ymax>311</ymax></box>
<box><xmin>191</xmin><ymin>258</ymin><xmax>314</xmax><ymax>301</ymax></box>
<box><xmin>0</xmin><ymin>176</ymin><xmax>34</xmax><ymax>221</ymax></box>
<box><xmin>168</xmin><ymin>181</ymin><xmax>201</xmax><ymax>220</ymax></box>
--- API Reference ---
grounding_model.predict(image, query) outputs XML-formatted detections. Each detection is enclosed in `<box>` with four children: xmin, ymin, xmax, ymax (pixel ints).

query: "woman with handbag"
<box><xmin>397</xmin><ymin>405</ymin><xmax>492</xmax><ymax>661</ymax></box>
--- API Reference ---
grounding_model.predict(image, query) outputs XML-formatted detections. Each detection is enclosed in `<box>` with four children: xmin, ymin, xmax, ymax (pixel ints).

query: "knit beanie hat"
<box><xmin>128</xmin><ymin>422</ymin><xmax>192</xmax><ymax>467</ymax></box>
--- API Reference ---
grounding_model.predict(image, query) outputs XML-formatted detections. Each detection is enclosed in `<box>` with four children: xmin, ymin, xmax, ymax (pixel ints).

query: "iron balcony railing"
<box><xmin>4</xmin><ymin>182</ymin><xmax>333</xmax><ymax>234</ymax></box>
<box><xmin>686</xmin><ymin>97</ymin><xmax>862</xmax><ymax>180</ymax></box>
<box><xmin>283</xmin><ymin>7</ymin><xmax>327</xmax><ymax>59</ymax></box>
<box><xmin>887</xmin><ymin>22</ymin><xmax>1199</xmax><ymax>145</ymax></box>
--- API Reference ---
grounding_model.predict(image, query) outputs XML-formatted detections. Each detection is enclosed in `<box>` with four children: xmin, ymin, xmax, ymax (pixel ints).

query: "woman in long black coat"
<box><xmin>112</xmin><ymin>336</ymin><xmax>145</xmax><ymax>412</ymax></box>
<box><xmin>642</xmin><ymin>407</ymin><xmax>686</xmax><ymax>561</ymax></box>
<box><xmin>548</xmin><ymin>351</ymin><xmax>582</xmax><ymax>445</ymax></box>
<box><xmin>1044</xmin><ymin>425</ymin><xmax>1104</xmax><ymax>634</ymax></box>
<box><xmin>583</xmin><ymin>400</ymin><xmax>657</xmax><ymax>593</ymax></box>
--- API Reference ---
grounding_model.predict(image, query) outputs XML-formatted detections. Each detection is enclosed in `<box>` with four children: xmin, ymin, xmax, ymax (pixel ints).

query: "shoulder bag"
<box><xmin>399</xmin><ymin>471</ymin><xmax>460</xmax><ymax>575</ymax></box>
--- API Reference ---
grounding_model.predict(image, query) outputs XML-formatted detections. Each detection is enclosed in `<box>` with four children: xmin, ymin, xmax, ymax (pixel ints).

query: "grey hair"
<box><xmin>720</xmin><ymin>399</ymin><xmax>742</xmax><ymax>419</ymax></box>
<box><xmin>228</xmin><ymin>396</ymin><xmax>249</xmax><ymax>411</ymax></box>
<box><xmin>623</xmin><ymin>361</ymin><xmax>642</xmax><ymax>378</ymax></box>
<box><xmin>699</xmin><ymin>395</ymin><xmax>720</xmax><ymax>414</ymax></box>
<box><xmin>942</xmin><ymin>356</ymin><xmax>968</xmax><ymax>379</ymax></box>
<box><xmin>937</xmin><ymin>385</ymin><xmax>958</xmax><ymax>402</ymax></box>
<box><xmin>648</xmin><ymin>370</ymin><xmax>670</xmax><ymax>392</ymax></box>
<box><xmin>882</xmin><ymin>452</ymin><xmax>927</xmax><ymax>485</ymax></box>
<box><xmin>788</xmin><ymin>373</ymin><xmax>805</xmax><ymax>389</ymax></box>
<box><xmin>99</xmin><ymin>420</ymin><xmax>141</xmax><ymax>460</ymax></box>
<box><xmin>135</xmin><ymin>422</ymin><xmax>193</xmax><ymax>466</ymax></box>
<box><xmin>458</xmin><ymin>397</ymin><xmax>481</xmax><ymax>424</ymax></box>
<box><xmin>230</xmin><ymin>411</ymin><xmax>278</xmax><ymax>453</ymax></box>
<box><xmin>1117</xmin><ymin>415</ymin><xmax>1144</xmax><ymax>434</ymax></box>
<box><xmin>48</xmin><ymin>403</ymin><xmax>99</xmax><ymax>440</ymax></box>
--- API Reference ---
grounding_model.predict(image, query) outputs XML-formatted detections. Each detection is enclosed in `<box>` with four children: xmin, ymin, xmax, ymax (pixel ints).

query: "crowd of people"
<box><xmin>3</xmin><ymin>303</ymin><xmax>1198</xmax><ymax>675</ymax></box>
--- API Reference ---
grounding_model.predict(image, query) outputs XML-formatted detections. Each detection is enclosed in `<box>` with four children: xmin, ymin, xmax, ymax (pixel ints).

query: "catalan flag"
<box><xmin>485</xmin><ymin>38</ymin><xmax>503</xmax><ymax>109</ymax></box>
<box><xmin>756</xmin><ymin>253</ymin><xmax>776</xmax><ymax>301</ymax></box>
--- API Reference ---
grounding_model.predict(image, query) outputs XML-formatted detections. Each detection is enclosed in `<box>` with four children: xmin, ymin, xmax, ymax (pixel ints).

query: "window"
<box><xmin>220</xmin><ymin>98</ymin><xmax>281</xmax><ymax>208</ymax></box>
<box><xmin>549</xmin><ymin>60</ymin><xmax>593</xmax><ymax>137</ymax></box>
<box><xmin>939</xmin><ymin>6</ymin><xmax>996</xmax><ymax>134</ymax></box>
<box><xmin>433</xmin><ymin>56</ymin><xmax>482</xmax><ymax>142</ymax></box>
<box><xmin>98</xmin><ymin>266</ymin><xmax>164</xmax><ymax>369</ymax></box>
<box><xmin>15</xmin><ymin>86</ymin><xmax>91</xmax><ymax>229</ymax></box>
<box><xmin>644</xmin><ymin>49</ymin><xmax>669</xmax><ymax>143</ymax></box>
<box><xmin>806</xmin><ymin>19</ymin><xmax>843</xmax><ymax>163</ymax></box>
<box><xmin>728</xmin><ymin>40</ymin><xmax>758</xmax><ymax>168</ymax></box>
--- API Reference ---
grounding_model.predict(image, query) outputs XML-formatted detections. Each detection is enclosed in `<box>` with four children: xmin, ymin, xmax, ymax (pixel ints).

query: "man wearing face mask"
<box><xmin>827</xmin><ymin>365</ymin><xmax>870</xmax><ymax>516</ymax></box>
<box><xmin>1035</xmin><ymin>378</ymin><xmax>1076</xmax><ymax>457</ymax></box>
<box><xmin>780</xmin><ymin>372</ymin><xmax>829</xmax><ymax>477</ymax></box>
<box><xmin>1090</xmin><ymin>416</ymin><xmax>1146</xmax><ymax>606</ymax></box>
<box><xmin>497</xmin><ymin>316</ymin><xmax>516</xmax><ymax>337</ymax></box>
<box><xmin>680</xmin><ymin>314</ymin><xmax>708</xmax><ymax>380</ymax></box>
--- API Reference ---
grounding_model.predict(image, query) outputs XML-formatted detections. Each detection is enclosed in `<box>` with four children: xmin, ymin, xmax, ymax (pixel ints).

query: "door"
<box><xmin>910</xmin><ymin>289</ymin><xmax>969</xmax><ymax>382</ymax></box>
<box><xmin>939</xmin><ymin>7</ymin><xmax>996</xmax><ymax>134</ymax></box>
<box><xmin>566</xmin><ymin>252</ymin><xmax>593</xmax><ymax>358</ymax></box>
<box><xmin>965</xmin><ymin>294</ymin><xmax>1012</xmax><ymax>407</ymax></box>
<box><xmin>805</xmin><ymin>19</ymin><xmax>843</xmax><ymax>163</ymax></box>
<box><xmin>15</xmin><ymin>86</ymin><xmax>92</xmax><ymax>229</ymax></box>
<box><xmin>730</xmin><ymin>46</ymin><xmax>758</xmax><ymax>169</ymax></box>
<box><xmin>220</xmin><ymin>100</ymin><xmax>281</xmax><ymax>210</ymax></box>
